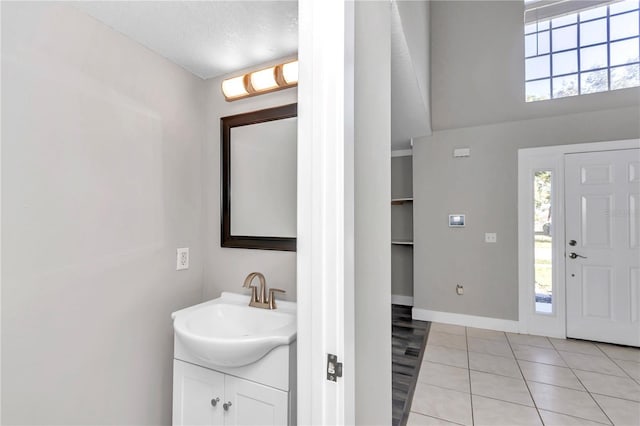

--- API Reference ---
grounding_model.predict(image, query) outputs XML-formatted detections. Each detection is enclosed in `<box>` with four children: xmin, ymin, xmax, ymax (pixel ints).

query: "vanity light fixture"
<box><xmin>221</xmin><ymin>59</ymin><xmax>298</xmax><ymax>101</ymax></box>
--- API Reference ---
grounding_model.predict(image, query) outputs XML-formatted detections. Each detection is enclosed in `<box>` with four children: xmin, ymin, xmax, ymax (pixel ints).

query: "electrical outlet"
<box><xmin>176</xmin><ymin>248</ymin><xmax>189</xmax><ymax>271</ymax></box>
<box><xmin>456</xmin><ymin>284</ymin><xmax>464</xmax><ymax>295</ymax></box>
<box><xmin>485</xmin><ymin>233</ymin><xmax>497</xmax><ymax>243</ymax></box>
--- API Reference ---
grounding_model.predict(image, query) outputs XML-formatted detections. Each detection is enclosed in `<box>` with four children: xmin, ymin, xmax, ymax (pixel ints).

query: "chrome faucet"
<box><xmin>242</xmin><ymin>272</ymin><xmax>286</xmax><ymax>309</ymax></box>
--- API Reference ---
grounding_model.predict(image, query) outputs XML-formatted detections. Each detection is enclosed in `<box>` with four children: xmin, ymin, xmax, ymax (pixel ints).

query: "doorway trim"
<box><xmin>518</xmin><ymin>138</ymin><xmax>640</xmax><ymax>338</ymax></box>
<box><xmin>296</xmin><ymin>0</ymin><xmax>355</xmax><ymax>424</ymax></box>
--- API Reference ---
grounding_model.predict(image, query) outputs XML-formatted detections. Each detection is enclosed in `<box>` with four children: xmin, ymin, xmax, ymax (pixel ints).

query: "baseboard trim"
<box><xmin>412</xmin><ymin>308</ymin><xmax>520</xmax><ymax>333</ymax></box>
<box><xmin>391</xmin><ymin>295</ymin><xmax>414</xmax><ymax>306</ymax></box>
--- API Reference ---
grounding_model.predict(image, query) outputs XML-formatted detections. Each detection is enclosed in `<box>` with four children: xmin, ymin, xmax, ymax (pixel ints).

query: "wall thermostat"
<box><xmin>449</xmin><ymin>214</ymin><xmax>466</xmax><ymax>227</ymax></box>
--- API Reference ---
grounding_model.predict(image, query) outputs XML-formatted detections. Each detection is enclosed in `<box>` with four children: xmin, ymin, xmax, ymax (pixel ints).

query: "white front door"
<box><xmin>565</xmin><ymin>149</ymin><xmax>640</xmax><ymax>347</ymax></box>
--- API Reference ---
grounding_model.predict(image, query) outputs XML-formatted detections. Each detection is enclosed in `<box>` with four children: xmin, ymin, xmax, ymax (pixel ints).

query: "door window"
<box><xmin>534</xmin><ymin>170</ymin><xmax>553</xmax><ymax>313</ymax></box>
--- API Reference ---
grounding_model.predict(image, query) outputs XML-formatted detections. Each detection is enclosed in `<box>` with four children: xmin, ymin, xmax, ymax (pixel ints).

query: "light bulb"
<box><xmin>282</xmin><ymin>61</ymin><xmax>298</xmax><ymax>84</ymax></box>
<box><xmin>221</xmin><ymin>75</ymin><xmax>248</xmax><ymax>99</ymax></box>
<box><xmin>250</xmin><ymin>67</ymin><xmax>278</xmax><ymax>91</ymax></box>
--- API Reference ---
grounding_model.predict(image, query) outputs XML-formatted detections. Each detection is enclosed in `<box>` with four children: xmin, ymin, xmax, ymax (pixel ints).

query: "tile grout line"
<box><xmin>465</xmin><ymin>326</ymin><xmax>475</xmax><ymax>426</ymax></box>
<box><xmin>556</xmin><ymin>344</ymin><xmax>616</xmax><ymax>426</ymax></box>
<box><xmin>589</xmin><ymin>391</ymin><xmax>640</xmax><ymax>404</ymax></box>
<box><xmin>549</xmin><ymin>341</ymin><xmax>637</xmax><ymax>379</ymax></box>
<box><xmin>535</xmin><ymin>408</ymin><xmax>614</xmax><ymax>426</ymax></box>
<box><xmin>505</xmin><ymin>333</ymin><xmax>546</xmax><ymax>426</ymax></box>
<box><xmin>593</xmin><ymin>342</ymin><xmax>640</xmax><ymax>383</ymax></box>
<box><xmin>410</xmin><ymin>412</ymin><xmax>467</xmax><ymax>426</ymax></box>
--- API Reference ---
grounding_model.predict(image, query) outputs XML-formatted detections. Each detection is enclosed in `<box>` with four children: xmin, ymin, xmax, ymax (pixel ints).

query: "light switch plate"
<box><xmin>485</xmin><ymin>233</ymin><xmax>497</xmax><ymax>243</ymax></box>
<box><xmin>453</xmin><ymin>147</ymin><xmax>471</xmax><ymax>157</ymax></box>
<box><xmin>177</xmin><ymin>248</ymin><xmax>189</xmax><ymax>270</ymax></box>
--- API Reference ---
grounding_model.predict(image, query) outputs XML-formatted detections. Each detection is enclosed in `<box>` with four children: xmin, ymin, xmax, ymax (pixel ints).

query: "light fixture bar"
<box><xmin>221</xmin><ymin>60</ymin><xmax>298</xmax><ymax>101</ymax></box>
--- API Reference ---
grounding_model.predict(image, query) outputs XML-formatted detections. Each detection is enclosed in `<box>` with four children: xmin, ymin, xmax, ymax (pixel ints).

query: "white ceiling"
<box><xmin>74</xmin><ymin>0</ymin><xmax>428</xmax><ymax>150</ymax></box>
<box><xmin>390</xmin><ymin>2</ymin><xmax>430</xmax><ymax>150</ymax></box>
<box><xmin>74</xmin><ymin>1</ymin><xmax>298</xmax><ymax>79</ymax></box>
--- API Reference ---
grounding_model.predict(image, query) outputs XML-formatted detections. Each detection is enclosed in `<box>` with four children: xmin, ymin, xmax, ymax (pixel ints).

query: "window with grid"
<box><xmin>525</xmin><ymin>0</ymin><xmax>640</xmax><ymax>102</ymax></box>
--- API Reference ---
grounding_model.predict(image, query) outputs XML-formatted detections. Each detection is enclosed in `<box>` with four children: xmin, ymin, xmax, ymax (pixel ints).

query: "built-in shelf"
<box><xmin>391</xmin><ymin>156</ymin><xmax>413</xmax><ymax>305</ymax></box>
<box><xmin>391</xmin><ymin>197</ymin><xmax>413</xmax><ymax>205</ymax></box>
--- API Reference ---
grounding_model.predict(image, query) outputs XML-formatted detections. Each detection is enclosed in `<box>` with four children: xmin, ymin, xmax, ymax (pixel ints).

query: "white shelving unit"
<box><xmin>391</xmin><ymin>240</ymin><xmax>413</xmax><ymax>246</ymax></box>
<box><xmin>391</xmin><ymin>197</ymin><xmax>413</xmax><ymax>203</ymax></box>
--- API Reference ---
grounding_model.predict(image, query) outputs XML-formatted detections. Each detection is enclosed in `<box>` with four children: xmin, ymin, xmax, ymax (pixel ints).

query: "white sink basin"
<box><xmin>172</xmin><ymin>292</ymin><xmax>296</xmax><ymax>367</ymax></box>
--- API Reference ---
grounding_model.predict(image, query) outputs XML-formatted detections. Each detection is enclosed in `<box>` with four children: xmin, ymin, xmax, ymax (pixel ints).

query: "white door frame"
<box><xmin>518</xmin><ymin>138</ymin><xmax>640</xmax><ymax>338</ymax></box>
<box><xmin>296</xmin><ymin>0</ymin><xmax>355</xmax><ymax>424</ymax></box>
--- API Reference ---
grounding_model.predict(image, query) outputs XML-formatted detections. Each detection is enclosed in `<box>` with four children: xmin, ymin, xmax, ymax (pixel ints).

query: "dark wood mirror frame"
<box><xmin>221</xmin><ymin>103</ymin><xmax>297</xmax><ymax>251</ymax></box>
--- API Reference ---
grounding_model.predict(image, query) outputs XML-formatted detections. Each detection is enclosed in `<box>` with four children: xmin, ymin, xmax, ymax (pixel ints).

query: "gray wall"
<box><xmin>202</xmin><ymin>69</ymin><xmax>297</xmax><ymax>302</ymax></box>
<box><xmin>391</xmin><ymin>156</ymin><xmax>413</xmax><ymax>297</ymax></box>
<box><xmin>431</xmin><ymin>0</ymin><xmax>640</xmax><ymax>131</ymax></box>
<box><xmin>414</xmin><ymin>0</ymin><xmax>640</xmax><ymax>321</ymax></box>
<box><xmin>355</xmin><ymin>2</ymin><xmax>392</xmax><ymax>424</ymax></box>
<box><xmin>391</xmin><ymin>156</ymin><xmax>413</xmax><ymax>199</ymax></box>
<box><xmin>2</xmin><ymin>3</ymin><xmax>204</xmax><ymax>424</ymax></box>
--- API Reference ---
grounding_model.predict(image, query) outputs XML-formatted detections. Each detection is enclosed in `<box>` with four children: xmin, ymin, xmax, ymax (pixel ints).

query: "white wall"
<box><xmin>414</xmin><ymin>1</ymin><xmax>640</xmax><ymax>322</ymax></box>
<box><xmin>355</xmin><ymin>2</ymin><xmax>392</xmax><ymax>424</ymax></box>
<box><xmin>1</xmin><ymin>3</ymin><xmax>204</xmax><ymax>423</ymax></box>
<box><xmin>202</xmin><ymin>65</ymin><xmax>297</xmax><ymax>302</ymax></box>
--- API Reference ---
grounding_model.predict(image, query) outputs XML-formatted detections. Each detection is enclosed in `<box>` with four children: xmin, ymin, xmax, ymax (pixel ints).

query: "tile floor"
<box><xmin>408</xmin><ymin>322</ymin><xmax>640</xmax><ymax>426</ymax></box>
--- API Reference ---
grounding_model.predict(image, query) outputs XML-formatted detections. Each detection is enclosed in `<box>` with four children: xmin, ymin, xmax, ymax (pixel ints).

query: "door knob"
<box><xmin>569</xmin><ymin>252</ymin><xmax>587</xmax><ymax>259</ymax></box>
<box><xmin>569</xmin><ymin>239</ymin><xmax>577</xmax><ymax>246</ymax></box>
<box><xmin>223</xmin><ymin>401</ymin><xmax>232</xmax><ymax>411</ymax></box>
<box><xmin>211</xmin><ymin>397</ymin><xmax>220</xmax><ymax>407</ymax></box>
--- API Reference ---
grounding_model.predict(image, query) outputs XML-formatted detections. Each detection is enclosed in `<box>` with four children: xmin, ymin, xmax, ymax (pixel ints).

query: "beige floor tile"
<box><xmin>407</xmin><ymin>412</ymin><xmax>464</xmax><ymax>426</ymax></box>
<box><xmin>614</xmin><ymin>359</ymin><xmax>640</xmax><ymax>382</ymax></box>
<box><xmin>538</xmin><ymin>410</ymin><xmax>610</xmax><ymax>425</ymax></box>
<box><xmin>470</xmin><ymin>370</ymin><xmax>534</xmax><ymax>406</ymax></box>
<box><xmin>574</xmin><ymin>369</ymin><xmax>640</xmax><ymax>402</ymax></box>
<box><xmin>423</xmin><ymin>345</ymin><xmax>469</xmax><ymax>369</ymax></box>
<box><xmin>507</xmin><ymin>333</ymin><xmax>553</xmax><ymax>349</ymax></box>
<box><xmin>512</xmin><ymin>343</ymin><xmax>567</xmax><ymax>366</ymax></box>
<box><xmin>469</xmin><ymin>351</ymin><xmax>522</xmax><ymax>378</ymax></box>
<box><xmin>411</xmin><ymin>383</ymin><xmax>472</xmax><ymax>426</ymax></box>
<box><xmin>417</xmin><ymin>361</ymin><xmax>470</xmax><ymax>392</ymax></box>
<box><xmin>528</xmin><ymin>381</ymin><xmax>610</xmax><ymax>424</ymax></box>
<box><xmin>430</xmin><ymin>322</ymin><xmax>466</xmax><ymax>336</ymax></box>
<box><xmin>560</xmin><ymin>351</ymin><xmax>627</xmax><ymax>377</ymax></box>
<box><xmin>427</xmin><ymin>331</ymin><xmax>468</xmax><ymax>350</ymax></box>
<box><xmin>471</xmin><ymin>395</ymin><xmax>542</xmax><ymax>426</ymax></box>
<box><xmin>518</xmin><ymin>359</ymin><xmax>585</xmax><ymax>390</ymax></box>
<box><xmin>466</xmin><ymin>327</ymin><xmax>508</xmax><ymax>342</ymax></box>
<box><xmin>467</xmin><ymin>336</ymin><xmax>514</xmax><ymax>358</ymax></box>
<box><xmin>549</xmin><ymin>338</ymin><xmax>605</xmax><ymax>357</ymax></box>
<box><xmin>596</xmin><ymin>344</ymin><xmax>640</xmax><ymax>363</ymax></box>
<box><xmin>592</xmin><ymin>393</ymin><xmax>640</xmax><ymax>426</ymax></box>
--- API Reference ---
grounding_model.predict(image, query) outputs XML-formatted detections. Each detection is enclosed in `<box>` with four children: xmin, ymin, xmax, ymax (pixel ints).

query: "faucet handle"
<box><xmin>268</xmin><ymin>288</ymin><xmax>286</xmax><ymax>310</ymax></box>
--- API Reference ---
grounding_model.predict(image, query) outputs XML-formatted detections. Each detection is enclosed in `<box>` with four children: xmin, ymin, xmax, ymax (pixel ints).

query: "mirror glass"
<box><xmin>221</xmin><ymin>104</ymin><xmax>297</xmax><ymax>251</ymax></box>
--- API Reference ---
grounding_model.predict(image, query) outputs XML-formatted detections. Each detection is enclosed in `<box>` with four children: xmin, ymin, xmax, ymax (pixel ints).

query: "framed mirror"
<box><xmin>221</xmin><ymin>103</ymin><xmax>297</xmax><ymax>251</ymax></box>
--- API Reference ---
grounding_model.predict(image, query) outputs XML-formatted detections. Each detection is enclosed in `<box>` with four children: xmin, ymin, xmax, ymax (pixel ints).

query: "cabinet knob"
<box><xmin>211</xmin><ymin>397</ymin><xmax>220</xmax><ymax>407</ymax></box>
<box><xmin>223</xmin><ymin>401</ymin><xmax>232</xmax><ymax>411</ymax></box>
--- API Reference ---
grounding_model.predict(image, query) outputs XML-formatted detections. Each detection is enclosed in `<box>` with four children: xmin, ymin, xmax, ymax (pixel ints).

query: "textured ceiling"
<box><xmin>74</xmin><ymin>1</ymin><xmax>298</xmax><ymax>79</ymax></box>
<box><xmin>74</xmin><ymin>0</ymin><xmax>428</xmax><ymax>150</ymax></box>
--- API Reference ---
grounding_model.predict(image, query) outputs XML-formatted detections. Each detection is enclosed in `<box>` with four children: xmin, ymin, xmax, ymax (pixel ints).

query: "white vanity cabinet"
<box><xmin>171</xmin><ymin>293</ymin><xmax>297</xmax><ymax>426</ymax></box>
<box><xmin>172</xmin><ymin>360</ymin><xmax>288</xmax><ymax>426</ymax></box>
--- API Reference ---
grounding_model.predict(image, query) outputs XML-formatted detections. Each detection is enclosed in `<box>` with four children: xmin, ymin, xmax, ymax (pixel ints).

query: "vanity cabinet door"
<box><xmin>173</xmin><ymin>360</ymin><xmax>225</xmax><ymax>426</ymax></box>
<box><xmin>223</xmin><ymin>375</ymin><xmax>288</xmax><ymax>426</ymax></box>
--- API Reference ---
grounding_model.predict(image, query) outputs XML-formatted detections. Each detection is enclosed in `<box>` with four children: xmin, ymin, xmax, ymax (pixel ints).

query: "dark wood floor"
<box><xmin>392</xmin><ymin>304</ymin><xmax>430</xmax><ymax>426</ymax></box>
